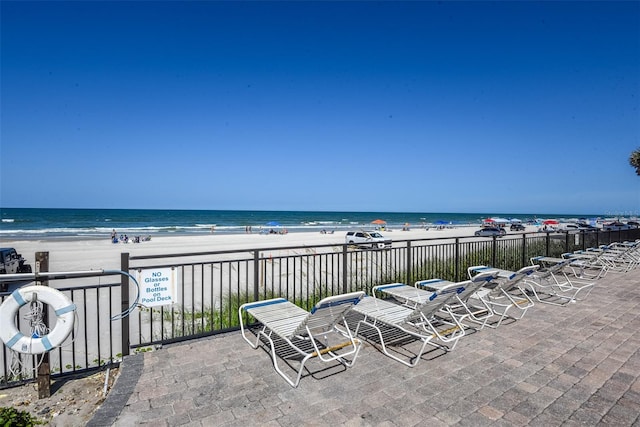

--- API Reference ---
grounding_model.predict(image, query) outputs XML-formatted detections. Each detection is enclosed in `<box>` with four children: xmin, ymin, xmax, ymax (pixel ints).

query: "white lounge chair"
<box><xmin>239</xmin><ymin>291</ymin><xmax>365</xmax><ymax>387</ymax></box>
<box><xmin>595</xmin><ymin>241</ymin><xmax>640</xmax><ymax>272</ymax></box>
<box><xmin>525</xmin><ymin>256</ymin><xmax>595</xmax><ymax>305</ymax></box>
<box><xmin>415</xmin><ymin>271</ymin><xmax>499</xmax><ymax>330</ymax></box>
<box><xmin>561</xmin><ymin>248</ymin><xmax>610</xmax><ymax>279</ymax></box>
<box><xmin>350</xmin><ymin>284</ymin><xmax>463</xmax><ymax>367</ymax></box>
<box><xmin>466</xmin><ymin>265</ymin><xmax>538</xmax><ymax>328</ymax></box>
<box><xmin>372</xmin><ymin>282</ymin><xmax>467</xmax><ymax>351</ymax></box>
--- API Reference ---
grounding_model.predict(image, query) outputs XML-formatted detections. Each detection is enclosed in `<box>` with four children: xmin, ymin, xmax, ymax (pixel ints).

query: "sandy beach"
<box><xmin>4</xmin><ymin>224</ymin><xmax>521</xmax><ymax>273</ymax></box>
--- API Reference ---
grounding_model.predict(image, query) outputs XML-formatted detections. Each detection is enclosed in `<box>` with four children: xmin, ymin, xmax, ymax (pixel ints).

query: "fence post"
<box><xmin>35</xmin><ymin>251</ymin><xmax>50</xmax><ymax>399</ymax></box>
<box><xmin>545</xmin><ymin>233</ymin><xmax>551</xmax><ymax>256</ymax></box>
<box><xmin>342</xmin><ymin>245</ymin><xmax>348</xmax><ymax>293</ymax></box>
<box><xmin>253</xmin><ymin>250</ymin><xmax>260</xmax><ymax>301</ymax></box>
<box><xmin>454</xmin><ymin>238</ymin><xmax>460</xmax><ymax>282</ymax></box>
<box><xmin>406</xmin><ymin>241</ymin><xmax>412</xmax><ymax>284</ymax></box>
<box><xmin>120</xmin><ymin>253</ymin><xmax>130</xmax><ymax>357</ymax></box>
<box><xmin>491</xmin><ymin>236</ymin><xmax>497</xmax><ymax>267</ymax></box>
<box><xmin>521</xmin><ymin>234</ymin><xmax>527</xmax><ymax>267</ymax></box>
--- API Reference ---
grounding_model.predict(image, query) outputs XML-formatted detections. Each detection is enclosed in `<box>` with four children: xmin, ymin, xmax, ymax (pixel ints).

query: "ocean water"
<box><xmin>0</xmin><ymin>208</ymin><xmax>603</xmax><ymax>240</ymax></box>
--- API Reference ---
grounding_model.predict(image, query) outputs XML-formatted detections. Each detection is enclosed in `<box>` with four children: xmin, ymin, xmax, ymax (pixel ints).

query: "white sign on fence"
<box><xmin>137</xmin><ymin>267</ymin><xmax>176</xmax><ymax>307</ymax></box>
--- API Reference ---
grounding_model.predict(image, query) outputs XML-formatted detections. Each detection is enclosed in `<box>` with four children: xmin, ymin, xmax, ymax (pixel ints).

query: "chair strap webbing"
<box><xmin>312</xmin><ymin>297</ymin><xmax>361</xmax><ymax>313</ymax></box>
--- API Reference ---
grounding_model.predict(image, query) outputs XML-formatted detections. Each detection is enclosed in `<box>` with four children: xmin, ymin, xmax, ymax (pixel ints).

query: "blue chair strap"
<box><xmin>312</xmin><ymin>297</ymin><xmax>361</xmax><ymax>313</ymax></box>
<box><xmin>376</xmin><ymin>283</ymin><xmax>406</xmax><ymax>291</ymax></box>
<box><xmin>242</xmin><ymin>298</ymin><xmax>288</xmax><ymax>312</ymax></box>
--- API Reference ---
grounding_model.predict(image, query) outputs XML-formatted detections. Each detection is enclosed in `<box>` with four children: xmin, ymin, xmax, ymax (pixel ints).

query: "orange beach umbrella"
<box><xmin>371</xmin><ymin>219</ymin><xmax>386</xmax><ymax>225</ymax></box>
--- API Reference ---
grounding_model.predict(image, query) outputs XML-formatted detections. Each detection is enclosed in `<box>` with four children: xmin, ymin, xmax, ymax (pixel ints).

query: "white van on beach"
<box><xmin>345</xmin><ymin>231</ymin><xmax>392</xmax><ymax>249</ymax></box>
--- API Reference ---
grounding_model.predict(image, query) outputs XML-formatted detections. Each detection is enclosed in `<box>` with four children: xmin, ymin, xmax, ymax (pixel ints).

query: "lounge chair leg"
<box><xmin>357</xmin><ymin>319</ymin><xmax>433</xmax><ymax>368</ymax></box>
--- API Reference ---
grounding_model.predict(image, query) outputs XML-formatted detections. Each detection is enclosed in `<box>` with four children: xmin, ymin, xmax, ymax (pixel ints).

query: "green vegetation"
<box><xmin>151</xmin><ymin>291</ymin><xmax>256</xmax><ymax>339</ymax></box>
<box><xmin>408</xmin><ymin>237</ymin><xmax>568</xmax><ymax>284</ymax></box>
<box><xmin>0</xmin><ymin>407</ymin><xmax>42</xmax><ymax>426</ymax></box>
<box><xmin>630</xmin><ymin>148</ymin><xmax>640</xmax><ymax>176</ymax></box>
<box><xmin>150</xmin><ymin>289</ymin><xmax>339</xmax><ymax>340</ymax></box>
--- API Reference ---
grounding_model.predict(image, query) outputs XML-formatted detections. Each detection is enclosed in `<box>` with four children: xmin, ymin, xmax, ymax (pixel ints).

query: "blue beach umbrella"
<box><xmin>266</xmin><ymin>221</ymin><xmax>281</xmax><ymax>227</ymax></box>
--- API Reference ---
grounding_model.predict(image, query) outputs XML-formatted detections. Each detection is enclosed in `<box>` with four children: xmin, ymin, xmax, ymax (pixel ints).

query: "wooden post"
<box><xmin>35</xmin><ymin>251</ymin><xmax>51</xmax><ymax>399</ymax></box>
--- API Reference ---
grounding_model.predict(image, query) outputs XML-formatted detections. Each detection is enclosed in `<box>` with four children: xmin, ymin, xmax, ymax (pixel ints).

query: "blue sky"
<box><xmin>1</xmin><ymin>1</ymin><xmax>639</xmax><ymax>215</ymax></box>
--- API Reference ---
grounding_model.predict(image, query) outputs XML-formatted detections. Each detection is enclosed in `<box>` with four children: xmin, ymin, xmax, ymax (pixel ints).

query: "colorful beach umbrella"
<box><xmin>371</xmin><ymin>219</ymin><xmax>386</xmax><ymax>225</ymax></box>
<box><xmin>542</xmin><ymin>219</ymin><xmax>559</xmax><ymax>225</ymax></box>
<box><xmin>490</xmin><ymin>217</ymin><xmax>510</xmax><ymax>224</ymax></box>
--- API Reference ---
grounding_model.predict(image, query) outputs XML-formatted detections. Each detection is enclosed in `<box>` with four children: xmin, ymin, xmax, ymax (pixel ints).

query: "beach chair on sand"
<box><xmin>350</xmin><ymin>284</ymin><xmax>463</xmax><ymax>367</ymax></box>
<box><xmin>239</xmin><ymin>291</ymin><xmax>365</xmax><ymax>387</ymax></box>
<box><xmin>415</xmin><ymin>271</ymin><xmax>500</xmax><ymax>330</ymax></box>
<box><xmin>525</xmin><ymin>256</ymin><xmax>595</xmax><ymax>306</ymax></box>
<box><xmin>466</xmin><ymin>265</ymin><xmax>538</xmax><ymax>328</ymax></box>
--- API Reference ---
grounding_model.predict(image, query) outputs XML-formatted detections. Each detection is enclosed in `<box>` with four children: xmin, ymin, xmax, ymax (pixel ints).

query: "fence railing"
<box><xmin>0</xmin><ymin>270</ymin><xmax>125</xmax><ymax>389</ymax></box>
<box><xmin>2</xmin><ymin>228</ymin><xmax>638</xmax><ymax>388</ymax></box>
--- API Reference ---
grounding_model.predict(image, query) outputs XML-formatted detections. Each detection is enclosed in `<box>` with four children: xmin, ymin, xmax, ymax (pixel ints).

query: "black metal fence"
<box><xmin>2</xmin><ymin>228</ymin><xmax>638</xmax><ymax>388</ymax></box>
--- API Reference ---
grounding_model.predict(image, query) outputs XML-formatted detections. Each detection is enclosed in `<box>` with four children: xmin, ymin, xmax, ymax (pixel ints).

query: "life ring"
<box><xmin>0</xmin><ymin>285</ymin><xmax>76</xmax><ymax>354</ymax></box>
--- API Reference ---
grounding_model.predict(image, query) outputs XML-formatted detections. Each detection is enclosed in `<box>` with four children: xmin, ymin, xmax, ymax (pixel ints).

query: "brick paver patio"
<box><xmin>90</xmin><ymin>269</ymin><xmax>640</xmax><ymax>426</ymax></box>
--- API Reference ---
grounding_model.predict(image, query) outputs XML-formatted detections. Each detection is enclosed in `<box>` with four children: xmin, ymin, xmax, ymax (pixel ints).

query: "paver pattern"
<box><xmin>91</xmin><ymin>269</ymin><xmax>640</xmax><ymax>426</ymax></box>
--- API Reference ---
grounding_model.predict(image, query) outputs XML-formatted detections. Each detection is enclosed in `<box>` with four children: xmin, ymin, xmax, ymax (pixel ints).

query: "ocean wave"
<box><xmin>302</xmin><ymin>220</ymin><xmax>338</xmax><ymax>226</ymax></box>
<box><xmin>0</xmin><ymin>223</ymin><xmax>252</xmax><ymax>237</ymax></box>
<box><xmin>1</xmin><ymin>208</ymin><xmax>613</xmax><ymax>240</ymax></box>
